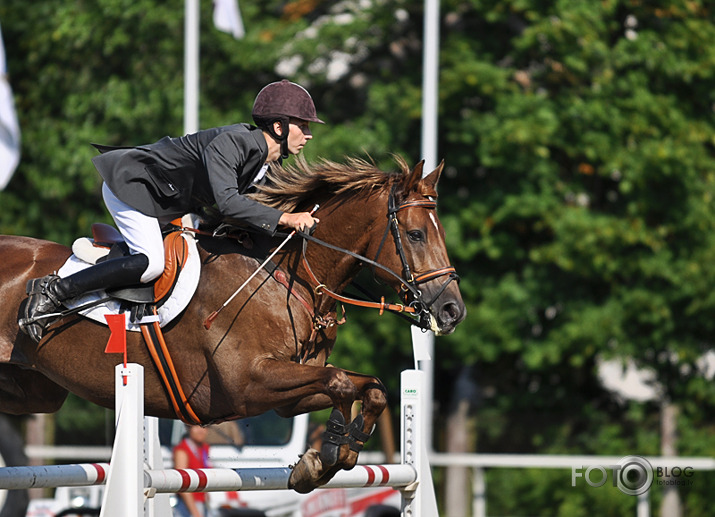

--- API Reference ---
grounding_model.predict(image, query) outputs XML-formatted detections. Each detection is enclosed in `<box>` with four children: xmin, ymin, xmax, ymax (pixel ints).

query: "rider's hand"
<box><xmin>279</xmin><ymin>212</ymin><xmax>319</xmax><ymax>233</ymax></box>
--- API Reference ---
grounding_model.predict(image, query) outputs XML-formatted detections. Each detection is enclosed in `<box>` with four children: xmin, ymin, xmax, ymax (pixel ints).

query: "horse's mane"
<box><xmin>247</xmin><ymin>155</ymin><xmax>409</xmax><ymax>213</ymax></box>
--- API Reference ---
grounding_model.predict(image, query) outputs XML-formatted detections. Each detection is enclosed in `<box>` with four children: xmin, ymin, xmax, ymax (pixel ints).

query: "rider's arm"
<box><xmin>204</xmin><ymin>132</ymin><xmax>283</xmax><ymax>234</ymax></box>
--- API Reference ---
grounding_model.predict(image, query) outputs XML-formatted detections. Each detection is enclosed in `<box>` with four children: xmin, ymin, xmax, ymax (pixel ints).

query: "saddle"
<box><xmin>71</xmin><ymin>219</ymin><xmax>202</xmax><ymax>425</ymax></box>
<box><xmin>72</xmin><ymin>220</ymin><xmax>190</xmax><ymax>308</ymax></box>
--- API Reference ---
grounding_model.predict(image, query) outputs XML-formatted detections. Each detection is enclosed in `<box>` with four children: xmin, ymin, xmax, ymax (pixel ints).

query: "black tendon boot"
<box><xmin>20</xmin><ymin>254</ymin><xmax>150</xmax><ymax>343</ymax></box>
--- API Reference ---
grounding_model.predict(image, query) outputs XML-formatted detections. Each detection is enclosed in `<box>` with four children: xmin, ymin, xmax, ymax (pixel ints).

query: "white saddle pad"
<box><xmin>57</xmin><ymin>232</ymin><xmax>201</xmax><ymax>332</ymax></box>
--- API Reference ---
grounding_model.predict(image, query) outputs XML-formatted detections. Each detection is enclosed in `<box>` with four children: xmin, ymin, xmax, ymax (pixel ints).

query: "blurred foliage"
<box><xmin>54</xmin><ymin>394</ymin><xmax>113</xmax><ymax>446</ymax></box>
<box><xmin>1</xmin><ymin>0</ymin><xmax>714</xmax><ymax>513</ymax></box>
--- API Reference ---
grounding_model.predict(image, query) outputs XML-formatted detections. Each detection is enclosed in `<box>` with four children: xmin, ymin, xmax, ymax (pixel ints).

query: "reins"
<box><xmin>299</xmin><ymin>233</ymin><xmax>418</xmax><ymax>315</ymax></box>
<box><xmin>194</xmin><ymin>185</ymin><xmax>459</xmax><ymax>331</ymax></box>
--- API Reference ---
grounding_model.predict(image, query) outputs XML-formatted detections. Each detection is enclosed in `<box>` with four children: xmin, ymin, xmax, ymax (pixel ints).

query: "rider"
<box><xmin>20</xmin><ymin>79</ymin><xmax>323</xmax><ymax>343</ymax></box>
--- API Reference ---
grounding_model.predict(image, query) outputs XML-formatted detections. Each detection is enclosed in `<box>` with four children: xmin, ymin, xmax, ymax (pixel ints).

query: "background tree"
<box><xmin>1</xmin><ymin>0</ymin><xmax>713</xmax><ymax>514</ymax></box>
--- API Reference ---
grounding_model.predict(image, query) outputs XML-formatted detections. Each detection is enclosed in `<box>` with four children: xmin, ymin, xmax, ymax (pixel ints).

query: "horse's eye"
<box><xmin>407</xmin><ymin>230</ymin><xmax>424</xmax><ymax>242</ymax></box>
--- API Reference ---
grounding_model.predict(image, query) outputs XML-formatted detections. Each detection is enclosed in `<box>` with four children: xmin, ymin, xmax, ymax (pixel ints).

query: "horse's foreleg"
<box><xmin>0</xmin><ymin>364</ymin><xmax>69</xmax><ymax>414</ymax></box>
<box><xmin>337</xmin><ymin>372</ymin><xmax>388</xmax><ymax>470</ymax></box>
<box><xmin>269</xmin><ymin>367</ymin><xmax>386</xmax><ymax>469</ymax></box>
<box><xmin>274</xmin><ymin>393</ymin><xmax>333</xmax><ymax>417</ymax></box>
<box><xmin>286</xmin><ymin>375</ymin><xmax>387</xmax><ymax>494</ymax></box>
<box><xmin>247</xmin><ymin>360</ymin><xmax>357</xmax><ymax>420</ymax></box>
<box><xmin>272</xmin><ymin>367</ymin><xmax>387</xmax><ymax>434</ymax></box>
<box><xmin>253</xmin><ymin>361</ymin><xmax>387</xmax><ymax>494</ymax></box>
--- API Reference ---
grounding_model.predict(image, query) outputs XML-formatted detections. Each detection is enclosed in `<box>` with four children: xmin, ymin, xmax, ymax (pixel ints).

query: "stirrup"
<box><xmin>25</xmin><ymin>274</ymin><xmax>62</xmax><ymax>305</ymax></box>
<box><xmin>19</xmin><ymin>275</ymin><xmax>63</xmax><ymax>342</ymax></box>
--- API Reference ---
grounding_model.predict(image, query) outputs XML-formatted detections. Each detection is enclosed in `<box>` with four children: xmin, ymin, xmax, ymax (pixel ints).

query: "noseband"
<box><xmin>300</xmin><ymin>185</ymin><xmax>459</xmax><ymax>330</ymax></box>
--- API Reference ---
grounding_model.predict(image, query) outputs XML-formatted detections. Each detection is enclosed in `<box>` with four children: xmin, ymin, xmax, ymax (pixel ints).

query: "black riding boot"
<box><xmin>20</xmin><ymin>254</ymin><xmax>150</xmax><ymax>343</ymax></box>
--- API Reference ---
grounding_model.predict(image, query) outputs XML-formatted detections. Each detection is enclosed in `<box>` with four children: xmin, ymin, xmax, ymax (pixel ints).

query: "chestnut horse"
<box><xmin>0</xmin><ymin>157</ymin><xmax>465</xmax><ymax>492</ymax></box>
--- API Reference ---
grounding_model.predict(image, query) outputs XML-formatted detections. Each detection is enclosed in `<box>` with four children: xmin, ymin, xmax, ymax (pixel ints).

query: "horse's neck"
<box><xmin>302</xmin><ymin>194</ymin><xmax>383</xmax><ymax>293</ymax></box>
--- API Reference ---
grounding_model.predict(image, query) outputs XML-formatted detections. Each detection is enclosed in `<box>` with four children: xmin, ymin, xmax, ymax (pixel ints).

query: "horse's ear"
<box><xmin>418</xmin><ymin>160</ymin><xmax>444</xmax><ymax>198</ymax></box>
<box><xmin>403</xmin><ymin>160</ymin><xmax>425</xmax><ymax>193</ymax></box>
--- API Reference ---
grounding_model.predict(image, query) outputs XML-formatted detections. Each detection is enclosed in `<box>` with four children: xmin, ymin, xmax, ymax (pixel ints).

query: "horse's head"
<box><xmin>370</xmin><ymin>159</ymin><xmax>466</xmax><ymax>335</ymax></box>
<box><xmin>248</xmin><ymin>155</ymin><xmax>466</xmax><ymax>335</ymax></box>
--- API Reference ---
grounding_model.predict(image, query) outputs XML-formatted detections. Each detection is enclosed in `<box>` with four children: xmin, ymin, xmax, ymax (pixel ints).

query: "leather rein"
<box><xmin>299</xmin><ymin>185</ymin><xmax>459</xmax><ymax>330</ymax></box>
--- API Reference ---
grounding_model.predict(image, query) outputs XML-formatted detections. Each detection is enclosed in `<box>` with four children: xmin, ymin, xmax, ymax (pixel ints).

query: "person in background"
<box><xmin>173</xmin><ymin>425</ymin><xmax>211</xmax><ymax>517</ymax></box>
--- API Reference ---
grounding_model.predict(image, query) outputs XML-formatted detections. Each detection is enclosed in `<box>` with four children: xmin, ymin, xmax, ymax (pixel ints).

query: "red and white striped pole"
<box><xmin>1</xmin><ymin>365</ymin><xmax>432</xmax><ymax>517</ymax></box>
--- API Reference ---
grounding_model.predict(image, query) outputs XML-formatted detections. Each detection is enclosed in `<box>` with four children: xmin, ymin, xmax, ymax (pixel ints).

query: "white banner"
<box><xmin>0</xmin><ymin>21</ymin><xmax>20</xmax><ymax>190</ymax></box>
<box><xmin>213</xmin><ymin>0</ymin><xmax>244</xmax><ymax>39</ymax></box>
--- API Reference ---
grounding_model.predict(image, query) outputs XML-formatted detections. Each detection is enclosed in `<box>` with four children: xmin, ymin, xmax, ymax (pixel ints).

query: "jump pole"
<box><xmin>400</xmin><ymin>368</ymin><xmax>439</xmax><ymax>517</ymax></box>
<box><xmin>1</xmin><ymin>363</ymin><xmax>437</xmax><ymax>517</ymax></box>
<box><xmin>100</xmin><ymin>364</ymin><xmax>435</xmax><ymax>517</ymax></box>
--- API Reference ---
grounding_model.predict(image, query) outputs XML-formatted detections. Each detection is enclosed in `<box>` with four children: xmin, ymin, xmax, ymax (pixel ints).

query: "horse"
<box><xmin>0</xmin><ymin>156</ymin><xmax>466</xmax><ymax>492</ymax></box>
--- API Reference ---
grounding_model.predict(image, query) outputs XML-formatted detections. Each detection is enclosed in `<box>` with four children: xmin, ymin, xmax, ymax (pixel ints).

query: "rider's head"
<box><xmin>252</xmin><ymin>80</ymin><xmax>324</xmax><ymax>159</ymax></box>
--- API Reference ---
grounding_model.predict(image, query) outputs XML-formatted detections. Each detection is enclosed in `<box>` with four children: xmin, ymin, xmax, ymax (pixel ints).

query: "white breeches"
<box><xmin>102</xmin><ymin>183</ymin><xmax>166</xmax><ymax>283</ymax></box>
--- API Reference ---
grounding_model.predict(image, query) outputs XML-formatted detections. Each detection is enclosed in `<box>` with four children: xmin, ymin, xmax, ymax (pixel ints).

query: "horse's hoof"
<box><xmin>289</xmin><ymin>448</ymin><xmax>322</xmax><ymax>494</ymax></box>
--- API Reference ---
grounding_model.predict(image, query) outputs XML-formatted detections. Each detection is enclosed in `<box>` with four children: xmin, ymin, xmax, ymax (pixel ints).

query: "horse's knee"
<box><xmin>362</xmin><ymin>381</ymin><xmax>387</xmax><ymax>414</ymax></box>
<box><xmin>325</xmin><ymin>369</ymin><xmax>358</xmax><ymax>405</ymax></box>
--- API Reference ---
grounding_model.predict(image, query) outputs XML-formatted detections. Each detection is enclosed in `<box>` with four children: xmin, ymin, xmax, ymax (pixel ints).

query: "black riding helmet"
<box><xmin>252</xmin><ymin>80</ymin><xmax>324</xmax><ymax>158</ymax></box>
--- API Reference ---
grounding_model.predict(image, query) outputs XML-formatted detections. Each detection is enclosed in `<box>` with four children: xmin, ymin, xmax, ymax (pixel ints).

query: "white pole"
<box><xmin>99</xmin><ymin>364</ymin><xmax>144</xmax><ymax>517</ymax></box>
<box><xmin>637</xmin><ymin>492</ymin><xmax>651</xmax><ymax>517</ymax></box>
<box><xmin>144</xmin><ymin>417</ymin><xmax>172</xmax><ymax>517</ymax></box>
<box><xmin>184</xmin><ymin>0</ymin><xmax>200</xmax><ymax>134</ymax></box>
<box><xmin>421</xmin><ymin>0</ymin><xmax>439</xmax><ymax>170</ymax></box>
<box><xmin>401</xmin><ymin>369</ymin><xmax>439</xmax><ymax>517</ymax></box>
<box><xmin>473</xmin><ymin>467</ymin><xmax>486</xmax><ymax>517</ymax></box>
<box><xmin>144</xmin><ymin>464</ymin><xmax>416</xmax><ymax>493</ymax></box>
<box><xmin>416</xmin><ymin>0</ymin><xmax>441</xmax><ymax>453</ymax></box>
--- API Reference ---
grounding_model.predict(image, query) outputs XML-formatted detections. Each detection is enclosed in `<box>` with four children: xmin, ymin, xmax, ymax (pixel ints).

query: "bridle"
<box><xmin>300</xmin><ymin>184</ymin><xmax>459</xmax><ymax>330</ymax></box>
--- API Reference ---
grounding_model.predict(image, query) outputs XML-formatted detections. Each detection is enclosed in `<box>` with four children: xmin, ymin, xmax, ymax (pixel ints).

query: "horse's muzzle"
<box><xmin>433</xmin><ymin>298</ymin><xmax>466</xmax><ymax>336</ymax></box>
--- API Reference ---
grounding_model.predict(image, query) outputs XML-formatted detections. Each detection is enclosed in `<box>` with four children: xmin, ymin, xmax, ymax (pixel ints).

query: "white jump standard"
<box><xmin>0</xmin><ymin>363</ymin><xmax>437</xmax><ymax>517</ymax></box>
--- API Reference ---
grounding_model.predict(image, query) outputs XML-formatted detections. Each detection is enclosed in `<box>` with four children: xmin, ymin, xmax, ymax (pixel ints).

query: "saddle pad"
<box><xmin>57</xmin><ymin>232</ymin><xmax>201</xmax><ymax>332</ymax></box>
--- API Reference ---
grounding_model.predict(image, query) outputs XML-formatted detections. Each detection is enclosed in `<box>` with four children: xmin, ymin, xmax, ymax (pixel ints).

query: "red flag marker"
<box><xmin>104</xmin><ymin>314</ymin><xmax>127</xmax><ymax>380</ymax></box>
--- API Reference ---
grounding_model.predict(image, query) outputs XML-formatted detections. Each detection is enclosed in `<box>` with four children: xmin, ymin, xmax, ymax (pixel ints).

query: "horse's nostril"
<box><xmin>440</xmin><ymin>301</ymin><xmax>465</xmax><ymax>326</ymax></box>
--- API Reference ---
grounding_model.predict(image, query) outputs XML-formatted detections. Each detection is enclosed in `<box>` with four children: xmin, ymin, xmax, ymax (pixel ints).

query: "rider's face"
<box><xmin>286</xmin><ymin>118</ymin><xmax>312</xmax><ymax>155</ymax></box>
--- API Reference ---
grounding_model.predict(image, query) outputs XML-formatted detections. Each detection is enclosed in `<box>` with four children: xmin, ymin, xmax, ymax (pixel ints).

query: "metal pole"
<box><xmin>416</xmin><ymin>0</ymin><xmax>440</xmax><ymax>453</ymax></box>
<box><xmin>184</xmin><ymin>0</ymin><xmax>199</xmax><ymax>135</ymax></box>
<box><xmin>144</xmin><ymin>417</ymin><xmax>172</xmax><ymax>517</ymax></box>
<box><xmin>637</xmin><ymin>492</ymin><xmax>651</xmax><ymax>517</ymax></box>
<box><xmin>421</xmin><ymin>0</ymin><xmax>439</xmax><ymax>170</ymax></box>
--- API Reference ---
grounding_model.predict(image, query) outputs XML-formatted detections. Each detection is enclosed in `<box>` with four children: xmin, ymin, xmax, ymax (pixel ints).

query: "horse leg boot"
<box><xmin>20</xmin><ymin>254</ymin><xmax>149</xmax><ymax>343</ymax></box>
<box><xmin>319</xmin><ymin>408</ymin><xmax>350</xmax><ymax>467</ymax></box>
<box><xmin>342</xmin><ymin>381</ymin><xmax>387</xmax><ymax>470</ymax></box>
<box><xmin>318</xmin><ymin>409</ymin><xmax>376</xmax><ymax>467</ymax></box>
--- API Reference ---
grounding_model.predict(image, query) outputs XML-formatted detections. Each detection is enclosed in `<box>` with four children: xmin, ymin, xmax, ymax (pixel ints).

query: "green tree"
<box><xmin>1</xmin><ymin>0</ymin><xmax>713</xmax><ymax>514</ymax></box>
<box><xmin>434</xmin><ymin>0</ymin><xmax>715</xmax><ymax>513</ymax></box>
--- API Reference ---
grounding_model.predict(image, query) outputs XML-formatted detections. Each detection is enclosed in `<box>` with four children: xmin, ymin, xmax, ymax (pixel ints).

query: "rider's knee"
<box><xmin>141</xmin><ymin>254</ymin><xmax>165</xmax><ymax>283</ymax></box>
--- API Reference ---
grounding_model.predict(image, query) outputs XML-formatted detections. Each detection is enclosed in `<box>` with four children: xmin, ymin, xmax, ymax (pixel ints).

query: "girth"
<box><xmin>140</xmin><ymin>307</ymin><xmax>202</xmax><ymax>425</ymax></box>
